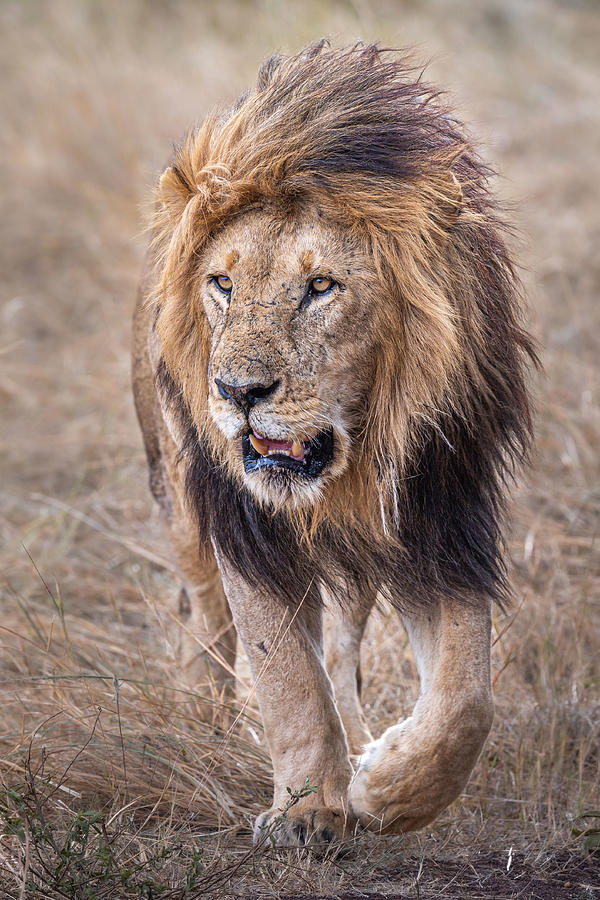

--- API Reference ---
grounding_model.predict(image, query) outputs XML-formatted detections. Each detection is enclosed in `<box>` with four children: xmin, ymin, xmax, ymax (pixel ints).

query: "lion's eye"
<box><xmin>310</xmin><ymin>276</ymin><xmax>334</xmax><ymax>294</ymax></box>
<box><xmin>212</xmin><ymin>274</ymin><xmax>233</xmax><ymax>294</ymax></box>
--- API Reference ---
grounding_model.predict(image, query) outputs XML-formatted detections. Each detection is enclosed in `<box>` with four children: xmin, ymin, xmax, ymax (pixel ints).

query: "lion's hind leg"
<box><xmin>169</xmin><ymin>521</ymin><xmax>237</xmax><ymax>705</ymax></box>
<box><xmin>350</xmin><ymin>596</ymin><xmax>493</xmax><ymax>832</ymax></box>
<box><xmin>157</xmin><ymin>432</ymin><xmax>237</xmax><ymax>716</ymax></box>
<box><xmin>322</xmin><ymin>586</ymin><xmax>374</xmax><ymax>756</ymax></box>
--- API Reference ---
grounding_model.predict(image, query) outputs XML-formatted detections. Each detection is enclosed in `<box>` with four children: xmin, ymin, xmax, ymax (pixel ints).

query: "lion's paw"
<box><xmin>350</xmin><ymin>709</ymin><xmax>493</xmax><ymax>833</ymax></box>
<box><xmin>253</xmin><ymin>806</ymin><xmax>350</xmax><ymax>848</ymax></box>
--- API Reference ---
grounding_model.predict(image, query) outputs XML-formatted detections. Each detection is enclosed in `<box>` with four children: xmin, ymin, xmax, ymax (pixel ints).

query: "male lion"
<box><xmin>132</xmin><ymin>42</ymin><xmax>535</xmax><ymax>845</ymax></box>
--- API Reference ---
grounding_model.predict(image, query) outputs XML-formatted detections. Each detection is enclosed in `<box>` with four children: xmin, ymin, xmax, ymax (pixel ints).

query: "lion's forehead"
<box><xmin>203</xmin><ymin>207</ymin><xmax>363</xmax><ymax>286</ymax></box>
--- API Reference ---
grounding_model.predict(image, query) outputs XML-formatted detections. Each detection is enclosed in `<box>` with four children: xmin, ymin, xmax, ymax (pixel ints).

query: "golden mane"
<box><xmin>150</xmin><ymin>41</ymin><xmax>536</xmax><ymax>607</ymax></box>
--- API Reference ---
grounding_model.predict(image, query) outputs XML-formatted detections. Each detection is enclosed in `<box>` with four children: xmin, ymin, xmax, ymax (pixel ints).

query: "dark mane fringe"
<box><xmin>156</xmin><ymin>359</ymin><xmax>518</xmax><ymax>612</ymax></box>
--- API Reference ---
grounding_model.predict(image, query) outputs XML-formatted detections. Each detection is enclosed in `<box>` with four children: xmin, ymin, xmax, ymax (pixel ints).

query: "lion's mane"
<box><xmin>151</xmin><ymin>42</ymin><xmax>537</xmax><ymax>612</ymax></box>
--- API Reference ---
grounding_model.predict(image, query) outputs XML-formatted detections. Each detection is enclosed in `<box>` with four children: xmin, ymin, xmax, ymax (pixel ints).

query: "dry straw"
<box><xmin>1</xmin><ymin>0</ymin><xmax>599</xmax><ymax>896</ymax></box>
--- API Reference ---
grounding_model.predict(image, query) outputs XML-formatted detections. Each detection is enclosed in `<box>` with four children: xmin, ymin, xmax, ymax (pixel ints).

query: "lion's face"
<box><xmin>200</xmin><ymin>205</ymin><xmax>375</xmax><ymax>508</ymax></box>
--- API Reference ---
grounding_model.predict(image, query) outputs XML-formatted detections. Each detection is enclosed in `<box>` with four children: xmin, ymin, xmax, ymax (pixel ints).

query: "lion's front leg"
<box><xmin>350</xmin><ymin>596</ymin><xmax>493</xmax><ymax>833</ymax></box>
<box><xmin>216</xmin><ymin>554</ymin><xmax>354</xmax><ymax>847</ymax></box>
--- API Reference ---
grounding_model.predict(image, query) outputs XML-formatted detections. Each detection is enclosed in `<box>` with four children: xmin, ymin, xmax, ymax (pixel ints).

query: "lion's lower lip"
<box><xmin>242</xmin><ymin>429</ymin><xmax>334</xmax><ymax>477</ymax></box>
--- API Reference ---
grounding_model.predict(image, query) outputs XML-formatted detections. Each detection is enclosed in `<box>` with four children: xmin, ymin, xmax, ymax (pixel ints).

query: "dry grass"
<box><xmin>1</xmin><ymin>0</ymin><xmax>598</xmax><ymax>897</ymax></box>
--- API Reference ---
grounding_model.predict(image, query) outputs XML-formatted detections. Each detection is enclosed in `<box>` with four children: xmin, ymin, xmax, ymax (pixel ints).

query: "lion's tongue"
<box><xmin>249</xmin><ymin>431</ymin><xmax>305</xmax><ymax>461</ymax></box>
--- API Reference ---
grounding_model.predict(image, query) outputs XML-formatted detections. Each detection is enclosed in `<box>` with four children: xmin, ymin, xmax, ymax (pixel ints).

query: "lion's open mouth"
<box><xmin>242</xmin><ymin>429</ymin><xmax>334</xmax><ymax>477</ymax></box>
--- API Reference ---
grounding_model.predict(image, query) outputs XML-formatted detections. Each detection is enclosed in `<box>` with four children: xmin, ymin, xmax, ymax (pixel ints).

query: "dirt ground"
<box><xmin>1</xmin><ymin>0</ymin><xmax>598</xmax><ymax>897</ymax></box>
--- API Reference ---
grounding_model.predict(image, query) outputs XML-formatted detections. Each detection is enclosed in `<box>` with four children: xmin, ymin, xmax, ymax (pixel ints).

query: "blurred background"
<box><xmin>1</xmin><ymin>0</ymin><xmax>598</xmax><ymax>894</ymax></box>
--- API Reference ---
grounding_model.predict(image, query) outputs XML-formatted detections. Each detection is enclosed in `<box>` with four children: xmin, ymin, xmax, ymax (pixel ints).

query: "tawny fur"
<box><xmin>133</xmin><ymin>41</ymin><xmax>536</xmax><ymax>845</ymax></box>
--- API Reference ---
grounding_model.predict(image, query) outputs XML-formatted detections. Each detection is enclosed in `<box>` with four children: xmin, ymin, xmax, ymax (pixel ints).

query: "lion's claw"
<box><xmin>254</xmin><ymin>807</ymin><xmax>349</xmax><ymax>848</ymax></box>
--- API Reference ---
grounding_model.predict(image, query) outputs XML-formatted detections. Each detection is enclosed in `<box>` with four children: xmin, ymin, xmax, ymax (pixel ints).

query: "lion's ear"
<box><xmin>437</xmin><ymin>171</ymin><xmax>463</xmax><ymax>230</ymax></box>
<box><xmin>158</xmin><ymin>165</ymin><xmax>194</xmax><ymax>214</ymax></box>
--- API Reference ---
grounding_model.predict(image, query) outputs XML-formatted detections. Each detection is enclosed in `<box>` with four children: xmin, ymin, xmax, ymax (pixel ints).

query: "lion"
<box><xmin>132</xmin><ymin>41</ymin><xmax>536</xmax><ymax>846</ymax></box>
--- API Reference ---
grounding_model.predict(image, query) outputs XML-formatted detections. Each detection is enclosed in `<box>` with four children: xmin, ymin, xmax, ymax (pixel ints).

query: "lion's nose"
<box><xmin>215</xmin><ymin>378</ymin><xmax>280</xmax><ymax>415</ymax></box>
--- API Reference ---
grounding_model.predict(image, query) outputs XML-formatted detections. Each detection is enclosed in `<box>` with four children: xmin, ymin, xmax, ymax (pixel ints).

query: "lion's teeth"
<box><xmin>249</xmin><ymin>434</ymin><xmax>269</xmax><ymax>455</ymax></box>
<box><xmin>249</xmin><ymin>433</ymin><xmax>305</xmax><ymax>460</ymax></box>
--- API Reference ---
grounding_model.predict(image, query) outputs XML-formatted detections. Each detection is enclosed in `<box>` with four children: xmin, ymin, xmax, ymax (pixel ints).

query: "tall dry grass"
<box><xmin>1</xmin><ymin>1</ymin><xmax>598</xmax><ymax>896</ymax></box>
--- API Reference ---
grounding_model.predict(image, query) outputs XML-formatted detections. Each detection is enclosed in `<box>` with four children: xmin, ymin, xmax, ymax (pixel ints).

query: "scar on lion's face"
<box><xmin>200</xmin><ymin>207</ymin><xmax>374</xmax><ymax>509</ymax></box>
